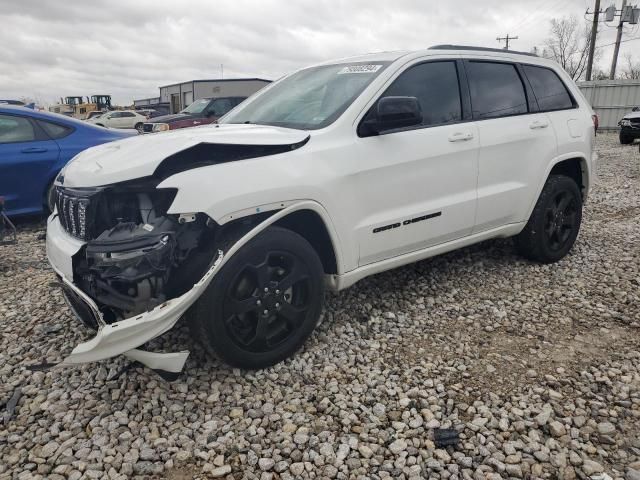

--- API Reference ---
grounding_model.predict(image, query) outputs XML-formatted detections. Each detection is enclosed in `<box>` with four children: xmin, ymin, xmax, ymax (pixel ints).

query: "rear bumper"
<box><xmin>46</xmin><ymin>214</ymin><xmax>223</xmax><ymax>372</ymax></box>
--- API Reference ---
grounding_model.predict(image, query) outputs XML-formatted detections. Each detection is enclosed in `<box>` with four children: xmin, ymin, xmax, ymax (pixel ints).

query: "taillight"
<box><xmin>592</xmin><ymin>114</ymin><xmax>599</xmax><ymax>133</ymax></box>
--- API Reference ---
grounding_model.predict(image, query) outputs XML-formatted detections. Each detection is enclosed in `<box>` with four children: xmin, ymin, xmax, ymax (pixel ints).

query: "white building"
<box><xmin>135</xmin><ymin>78</ymin><xmax>271</xmax><ymax>113</ymax></box>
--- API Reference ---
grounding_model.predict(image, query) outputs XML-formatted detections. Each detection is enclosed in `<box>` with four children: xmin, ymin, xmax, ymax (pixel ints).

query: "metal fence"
<box><xmin>578</xmin><ymin>79</ymin><xmax>640</xmax><ymax>130</ymax></box>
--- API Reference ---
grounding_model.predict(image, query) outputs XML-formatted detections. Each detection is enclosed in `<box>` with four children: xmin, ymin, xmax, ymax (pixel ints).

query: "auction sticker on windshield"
<box><xmin>337</xmin><ymin>65</ymin><xmax>383</xmax><ymax>74</ymax></box>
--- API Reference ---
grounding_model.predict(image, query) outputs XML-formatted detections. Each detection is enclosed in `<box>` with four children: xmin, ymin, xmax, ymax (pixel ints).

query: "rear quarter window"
<box><xmin>37</xmin><ymin>120</ymin><xmax>73</xmax><ymax>139</ymax></box>
<box><xmin>522</xmin><ymin>65</ymin><xmax>575</xmax><ymax>111</ymax></box>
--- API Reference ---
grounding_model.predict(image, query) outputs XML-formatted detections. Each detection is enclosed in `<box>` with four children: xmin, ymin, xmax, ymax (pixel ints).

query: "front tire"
<box><xmin>188</xmin><ymin>226</ymin><xmax>325</xmax><ymax>369</ymax></box>
<box><xmin>515</xmin><ymin>175</ymin><xmax>582</xmax><ymax>263</ymax></box>
<box><xmin>135</xmin><ymin>122</ymin><xmax>143</xmax><ymax>133</ymax></box>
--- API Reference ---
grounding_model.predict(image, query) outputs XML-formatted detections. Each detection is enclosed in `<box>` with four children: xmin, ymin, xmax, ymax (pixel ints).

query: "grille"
<box><xmin>142</xmin><ymin>123</ymin><xmax>154</xmax><ymax>133</ymax></box>
<box><xmin>55</xmin><ymin>188</ymin><xmax>95</xmax><ymax>241</ymax></box>
<box><xmin>630</xmin><ymin>117</ymin><xmax>640</xmax><ymax>125</ymax></box>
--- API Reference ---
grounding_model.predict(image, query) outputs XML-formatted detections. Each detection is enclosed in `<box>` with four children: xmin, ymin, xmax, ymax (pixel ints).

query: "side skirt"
<box><xmin>326</xmin><ymin>222</ymin><xmax>526</xmax><ymax>291</ymax></box>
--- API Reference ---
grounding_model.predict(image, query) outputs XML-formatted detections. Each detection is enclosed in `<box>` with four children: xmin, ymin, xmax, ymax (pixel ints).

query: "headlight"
<box><xmin>152</xmin><ymin>123</ymin><xmax>170</xmax><ymax>132</ymax></box>
<box><xmin>620</xmin><ymin>119</ymin><xmax>631</xmax><ymax>127</ymax></box>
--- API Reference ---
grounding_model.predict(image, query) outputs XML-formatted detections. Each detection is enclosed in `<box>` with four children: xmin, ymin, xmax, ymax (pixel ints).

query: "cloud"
<box><xmin>0</xmin><ymin>0</ymin><xmax>633</xmax><ymax>106</ymax></box>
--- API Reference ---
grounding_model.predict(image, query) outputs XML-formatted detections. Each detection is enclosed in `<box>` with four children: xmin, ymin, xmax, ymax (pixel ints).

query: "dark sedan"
<box><xmin>142</xmin><ymin>96</ymin><xmax>245</xmax><ymax>133</ymax></box>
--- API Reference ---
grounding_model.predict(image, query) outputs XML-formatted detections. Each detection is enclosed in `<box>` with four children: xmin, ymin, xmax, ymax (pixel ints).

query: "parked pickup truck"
<box><xmin>619</xmin><ymin>106</ymin><xmax>640</xmax><ymax>144</ymax></box>
<box><xmin>142</xmin><ymin>97</ymin><xmax>246</xmax><ymax>133</ymax></box>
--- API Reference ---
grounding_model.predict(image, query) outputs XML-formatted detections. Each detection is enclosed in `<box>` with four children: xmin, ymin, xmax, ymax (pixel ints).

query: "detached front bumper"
<box><xmin>620</xmin><ymin>125</ymin><xmax>640</xmax><ymax>138</ymax></box>
<box><xmin>45</xmin><ymin>214</ymin><xmax>223</xmax><ymax>374</ymax></box>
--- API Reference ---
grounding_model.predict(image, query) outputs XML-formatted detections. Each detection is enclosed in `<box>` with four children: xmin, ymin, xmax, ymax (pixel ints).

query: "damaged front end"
<box><xmin>49</xmin><ymin>179</ymin><xmax>225</xmax><ymax>376</ymax></box>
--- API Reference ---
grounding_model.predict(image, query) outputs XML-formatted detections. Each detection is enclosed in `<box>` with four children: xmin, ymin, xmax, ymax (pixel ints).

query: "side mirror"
<box><xmin>375</xmin><ymin>96</ymin><xmax>422</xmax><ymax>133</ymax></box>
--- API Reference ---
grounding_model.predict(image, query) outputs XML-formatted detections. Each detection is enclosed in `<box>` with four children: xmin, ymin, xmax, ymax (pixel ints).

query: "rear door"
<box><xmin>465</xmin><ymin>60</ymin><xmax>558</xmax><ymax>233</ymax></box>
<box><xmin>354</xmin><ymin>59</ymin><xmax>479</xmax><ymax>265</ymax></box>
<box><xmin>0</xmin><ymin>113</ymin><xmax>60</xmax><ymax>214</ymax></box>
<box><xmin>118</xmin><ymin>111</ymin><xmax>137</xmax><ymax>128</ymax></box>
<box><xmin>520</xmin><ymin>64</ymin><xmax>585</xmax><ymax>160</ymax></box>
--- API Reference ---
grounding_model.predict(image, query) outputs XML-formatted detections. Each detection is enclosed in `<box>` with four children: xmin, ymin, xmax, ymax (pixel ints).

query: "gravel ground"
<box><xmin>0</xmin><ymin>133</ymin><xmax>639</xmax><ymax>480</ymax></box>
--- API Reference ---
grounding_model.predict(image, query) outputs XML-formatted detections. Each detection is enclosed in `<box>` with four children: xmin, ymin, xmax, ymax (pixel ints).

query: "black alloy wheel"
<box><xmin>188</xmin><ymin>226</ymin><xmax>324</xmax><ymax>369</ymax></box>
<box><xmin>515</xmin><ymin>175</ymin><xmax>582</xmax><ymax>263</ymax></box>
<box><xmin>223</xmin><ymin>249</ymin><xmax>312</xmax><ymax>353</ymax></box>
<box><xmin>543</xmin><ymin>190</ymin><xmax>578</xmax><ymax>253</ymax></box>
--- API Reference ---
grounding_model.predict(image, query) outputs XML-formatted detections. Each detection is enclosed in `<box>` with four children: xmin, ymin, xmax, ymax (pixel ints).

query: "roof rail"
<box><xmin>429</xmin><ymin>44</ymin><xmax>538</xmax><ymax>57</ymax></box>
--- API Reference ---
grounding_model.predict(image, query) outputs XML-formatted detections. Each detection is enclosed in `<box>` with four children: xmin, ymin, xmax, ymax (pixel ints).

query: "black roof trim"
<box><xmin>160</xmin><ymin>78</ymin><xmax>272</xmax><ymax>89</ymax></box>
<box><xmin>429</xmin><ymin>45</ymin><xmax>538</xmax><ymax>57</ymax></box>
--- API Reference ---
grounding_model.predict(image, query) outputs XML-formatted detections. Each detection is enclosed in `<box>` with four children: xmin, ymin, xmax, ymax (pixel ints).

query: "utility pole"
<box><xmin>610</xmin><ymin>0</ymin><xmax>627</xmax><ymax>79</ymax></box>
<box><xmin>496</xmin><ymin>34</ymin><xmax>518</xmax><ymax>50</ymax></box>
<box><xmin>585</xmin><ymin>0</ymin><xmax>601</xmax><ymax>81</ymax></box>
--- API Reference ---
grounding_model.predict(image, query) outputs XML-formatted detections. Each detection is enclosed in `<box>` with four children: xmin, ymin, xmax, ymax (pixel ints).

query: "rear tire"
<box><xmin>515</xmin><ymin>175</ymin><xmax>582</xmax><ymax>264</ymax></box>
<box><xmin>188</xmin><ymin>226</ymin><xmax>325</xmax><ymax>369</ymax></box>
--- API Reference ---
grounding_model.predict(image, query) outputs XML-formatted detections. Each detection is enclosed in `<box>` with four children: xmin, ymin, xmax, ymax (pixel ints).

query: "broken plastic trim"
<box><xmin>153</xmin><ymin>138</ymin><xmax>310</xmax><ymax>179</ymax></box>
<box><xmin>48</xmin><ymin>200</ymin><xmax>333</xmax><ymax>378</ymax></box>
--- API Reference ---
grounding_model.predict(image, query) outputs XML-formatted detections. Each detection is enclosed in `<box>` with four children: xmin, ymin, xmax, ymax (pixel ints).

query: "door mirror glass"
<box><xmin>375</xmin><ymin>96</ymin><xmax>422</xmax><ymax>132</ymax></box>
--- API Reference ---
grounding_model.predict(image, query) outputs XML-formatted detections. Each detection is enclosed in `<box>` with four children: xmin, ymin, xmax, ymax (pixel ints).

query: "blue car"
<box><xmin>0</xmin><ymin>105</ymin><xmax>136</xmax><ymax>216</ymax></box>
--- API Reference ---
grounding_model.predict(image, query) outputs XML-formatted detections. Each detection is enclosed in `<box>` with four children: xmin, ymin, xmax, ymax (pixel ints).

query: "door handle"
<box><xmin>529</xmin><ymin>120</ymin><xmax>549</xmax><ymax>129</ymax></box>
<box><xmin>448</xmin><ymin>131</ymin><xmax>474</xmax><ymax>142</ymax></box>
<box><xmin>21</xmin><ymin>147</ymin><xmax>48</xmax><ymax>153</ymax></box>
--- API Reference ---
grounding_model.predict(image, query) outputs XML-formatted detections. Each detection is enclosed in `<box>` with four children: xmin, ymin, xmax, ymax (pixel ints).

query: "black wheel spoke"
<box><xmin>562</xmin><ymin>212</ymin><xmax>576</xmax><ymax>227</ymax></box>
<box><xmin>557</xmin><ymin>193</ymin><xmax>570</xmax><ymax>212</ymax></box>
<box><xmin>278</xmin><ymin>263</ymin><xmax>308</xmax><ymax>291</ymax></box>
<box><xmin>228</xmin><ymin>296</ymin><xmax>259</xmax><ymax>316</ymax></box>
<box><xmin>247</xmin><ymin>316</ymin><xmax>269</xmax><ymax>350</ymax></box>
<box><xmin>279</xmin><ymin>302</ymin><xmax>306</xmax><ymax>326</ymax></box>
<box><xmin>248</xmin><ymin>261</ymin><xmax>270</xmax><ymax>287</ymax></box>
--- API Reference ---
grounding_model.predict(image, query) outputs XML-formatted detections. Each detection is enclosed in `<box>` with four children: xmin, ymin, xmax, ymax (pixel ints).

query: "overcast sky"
<box><xmin>1</xmin><ymin>0</ymin><xmax>638</xmax><ymax>106</ymax></box>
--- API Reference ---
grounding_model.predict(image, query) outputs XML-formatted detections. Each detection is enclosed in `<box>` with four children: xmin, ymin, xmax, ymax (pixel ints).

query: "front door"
<box><xmin>0</xmin><ymin>113</ymin><xmax>60</xmax><ymax>214</ymax></box>
<box><xmin>354</xmin><ymin>60</ymin><xmax>479</xmax><ymax>266</ymax></box>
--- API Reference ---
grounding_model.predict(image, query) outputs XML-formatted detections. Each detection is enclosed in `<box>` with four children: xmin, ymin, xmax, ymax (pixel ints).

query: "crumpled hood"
<box><xmin>61</xmin><ymin>124</ymin><xmax>310</xmax><ymax>188</ymax></box>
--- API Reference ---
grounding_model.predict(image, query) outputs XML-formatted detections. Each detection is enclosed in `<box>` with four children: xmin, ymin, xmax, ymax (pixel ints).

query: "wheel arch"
<box><xmin>214</xmin><ymin>201</ymin><xmax>344</xmax><ymax>276</ymax></box>
<box><xmin>548</xmin><ymin>156</ymin><xmax>589</xmax><ymax>200</ymax></box>
<box><xmin>523</xmin><ymin>154</ymin><xmax>590</xmax><ymax>227</ymax></box>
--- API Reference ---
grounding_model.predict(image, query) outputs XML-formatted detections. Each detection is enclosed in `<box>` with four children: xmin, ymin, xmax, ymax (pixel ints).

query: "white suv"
<box><xmin>46</xmin><ymin>45</ymin><xmax>597</xmax><ymax>375</ymax></box>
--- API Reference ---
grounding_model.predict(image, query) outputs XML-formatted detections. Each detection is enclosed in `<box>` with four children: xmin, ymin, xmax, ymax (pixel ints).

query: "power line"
<box><xmin>595</xmin><ymin>35</ymin><xmax>640</xmax><ymax>48</ymax></box>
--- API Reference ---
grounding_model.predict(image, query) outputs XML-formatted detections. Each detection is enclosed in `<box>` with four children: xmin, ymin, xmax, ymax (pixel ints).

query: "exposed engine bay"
<box><xmin>56</xmin><ymin>181</ymin><xmax>220</xmax><ymax>325</ymax></box>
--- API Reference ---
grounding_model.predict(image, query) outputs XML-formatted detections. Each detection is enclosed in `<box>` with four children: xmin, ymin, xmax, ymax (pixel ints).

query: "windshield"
<box><xmin>221</xmin><ymin>62</ymin><xmax>390</xmax><ymax>130</ymax></box>
<box><xmin>181</xmin><ymin>98</ymin><xmax>210</xmax><ymax>114</ymax></box>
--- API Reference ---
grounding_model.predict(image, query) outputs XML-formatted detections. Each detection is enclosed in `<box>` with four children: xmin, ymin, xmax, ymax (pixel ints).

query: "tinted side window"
<box><xmin>382</xmin><ymin>61</ymin><xmax>462</xmax><ymax>126</ymax></box>
<box><xmin>466</xmin><ymin>62</ymin><xmax>528</xmax><ymax>119</ymax></box>
<box><xmin>121</xmin><ymin>112</ymin><xmax>135</xmax><ymax>117</ymax></box>
<box><xmin>523</xmin><ymin>65</ymin><xmax>574</xmax><ymax>111</ymax></box>
<box><xmin>209</xmin><ymin>98</ymin><xmax>234</xmax><ymax>115</ymax></box>
<box><xmin>0</xmin><ymin>114</ymin><xmax>36</xmax><ymax>143</ymax></box>
<box><xmin>38</xmin><ymin>120</ymin><xmax>73</xmax><ymax>139</ymax></box>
